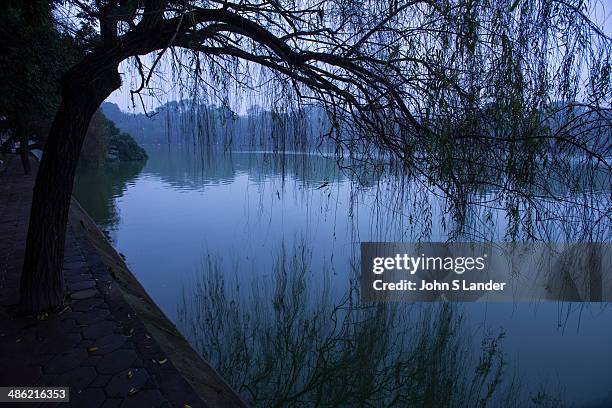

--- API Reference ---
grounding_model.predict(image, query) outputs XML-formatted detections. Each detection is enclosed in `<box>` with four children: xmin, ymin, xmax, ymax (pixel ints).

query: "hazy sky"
<box><xmin>106</xmin><ymin>3</ymin><xmax>612</xmax><ymax>114</ymax></box>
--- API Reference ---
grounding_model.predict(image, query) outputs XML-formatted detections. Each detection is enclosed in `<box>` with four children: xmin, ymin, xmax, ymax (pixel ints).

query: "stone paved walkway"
<box><xmin>0</xmin><ymin>156</ymin><xmax>244</xmax><ymax>407</ymax></box>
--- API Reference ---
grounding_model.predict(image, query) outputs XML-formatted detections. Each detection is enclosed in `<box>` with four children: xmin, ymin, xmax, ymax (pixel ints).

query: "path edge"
<box><xmin>69</xmin><ymin>195</ymin><xmax>247</xmax><ymax>408</ymax></box>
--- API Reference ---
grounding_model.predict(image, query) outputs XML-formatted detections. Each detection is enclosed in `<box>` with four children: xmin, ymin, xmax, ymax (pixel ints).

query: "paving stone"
<box><xmin>39</xmin><ymin>373</ymin><xmax>58</xmax><ymax>386</ymax></box>
<box><xmin>72</xmin><ymin>298</ymin><xmax>104</xmax><ymax>312</ymax></box>
<box><xmin>27</xmin><ymin>351</ymin><xmax>55</xmax><ymax>367</ymax></box>
<box><xmin>83</xmin><ymin>320</ymin><xmax>117</xmax><ymax>339</ymax></box>
<box><xmin>37</xmin><ymin>332</ymin><xmax>82</xmax><ymax>354</ymax></box>
<box><xmin>50</xmin><ymin>366</ymin><xmax>97</xmax><ymax>391</ymax></box>
<box><xmin>67</xmin><ymin>280</ymin><xmax>96</xmax><ymax>291</ymax></box>
<box><xmin>64</xmin><ymin>261</ymin><xmax>88</xmax><ymax>271</ymax></box>
<box><xmin>96</xmin><ymin>349</ymin><xmax>137</xmax><ymax>374</ymax></box>
<box><xmin>64</xmin><ymin>254</ymin><xmax>85</xmax><ymax>263</ymax></box>
<box><xmin>45</xmin><ymin>349</ymin><xmax>88</xmax><ymax>374</ymax></box>
<box><xmin>90</xmin><ymin>374</ymin><xmax>112</xmax><ymax>388</ymax></box>
<box><xmin>81</xmin><ymin>355</ymin><xmax>103</xmax><ymax>367</ymax></box>
<box><xmin>74</xmin><ymin>309</ymin><xmax>111</xmax><ymax>325</ymax></box>
<box><xmin>77</xmin><ymin>338</ymin><xmax>95</xmax><ymax>348</ymax></box>
<box><xmin>119</xmin><ymin>390</ymin><xmax>165</xmax><ymax>408</ymax></box>
<box><xmin>94</xmin><ymin>333</ymin><xmax>128</xmax><ymax>355</ymax></box>
<box><xmin>105</xmin><ymin>368</ymin><xmax>151</xmax><ymax>398</ymax></box>
<box><xmin>66</xmin><ymin>274</ymin><xmax>94</xmax><ymax>284</ymax></box>
<box><xmin>101</xmin><ymin>399</ymin><xmax>123</xmax><ymax>408</ymax></box>
<box><xmin>0</xmin><ymin>358</ymin><xmax>42</xmax><ymax>386</ymax></box>
<box><xmin>36</xmin><ymin>316</ymin><xmax>79</xmax><ymax>336</ymax></box>
<box><xmin>70</xmin><ymin>288</ymin><xmax>100</xmax><ymax>300</ymax></box>
<box><xmin>70</xmin><ymin>387</ymin><xmax>106</xmax><ymax>408</ymax></box>
<box><xmin>94</xmin><ymin>301</ymin><xmax>110</xmax><ymax>311</ymax></box>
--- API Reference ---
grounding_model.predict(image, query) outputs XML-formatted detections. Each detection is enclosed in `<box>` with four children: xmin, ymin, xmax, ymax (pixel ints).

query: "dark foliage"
<box><xmin>82</xmin><ymin>109</ymin><xmax>148</xmax><ymax>165</ymax></box>
<box><xmin>0</xmin><ymin>0</ymin><xmax>84</xmax><ymax>145</ymax></box>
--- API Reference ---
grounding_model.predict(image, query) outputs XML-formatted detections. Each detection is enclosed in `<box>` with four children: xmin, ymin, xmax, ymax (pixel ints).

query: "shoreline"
<box><xmin>0</xmin><ymin>154</ymin><xmax>246</xmax><ymax>407</ymax></box>
<box><xmin>69</xmin><ymin>190</ymin><xmax>247</xmax><ymax>407</ymax></box>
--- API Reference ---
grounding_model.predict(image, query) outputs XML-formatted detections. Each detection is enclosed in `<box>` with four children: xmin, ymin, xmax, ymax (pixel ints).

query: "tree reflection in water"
<box><xmin>178</xmin><ymin>241</ymin><xmax>562</xmax><ymax>407</ymax></box>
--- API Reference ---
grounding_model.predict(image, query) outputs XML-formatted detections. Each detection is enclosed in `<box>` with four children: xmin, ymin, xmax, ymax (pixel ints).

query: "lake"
<box><xmin>74</xmin><ymin>146</ymin><xmax>612</xmax><ymax>406</ymax></box>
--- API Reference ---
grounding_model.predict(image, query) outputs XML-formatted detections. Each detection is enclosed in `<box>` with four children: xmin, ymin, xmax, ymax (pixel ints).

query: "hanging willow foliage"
<box><xmin>55</xmin><ymin>0</ymin><xmax>610</xmax><ymax>240</ymax></box>
<box><xmin>17</xmin><ymin>0</ymin><xmax>611</xmax><ymax>313</ymax></box>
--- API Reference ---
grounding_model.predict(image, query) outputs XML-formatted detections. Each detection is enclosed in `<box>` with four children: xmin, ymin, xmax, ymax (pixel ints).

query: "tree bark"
<box><xmin>19</xmin><ymin>61</ymin><xmax>121</xmax><ymax>314</ymax></box>
<box><xmin>16</xmin><ymin>114</ymin><xmax>31</xmax><ymax>175</ymax></box>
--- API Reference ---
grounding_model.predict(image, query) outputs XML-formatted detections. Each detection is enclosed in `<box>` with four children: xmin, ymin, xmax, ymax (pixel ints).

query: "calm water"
<box><xmin>74</xmin><ymin>146</ymin><xmax>612</xmax><ymax>406</ymax></box>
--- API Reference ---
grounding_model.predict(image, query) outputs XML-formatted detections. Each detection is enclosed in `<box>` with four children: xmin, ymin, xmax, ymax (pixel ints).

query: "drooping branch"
<box><xmin>57</xmin><ymin>0</ymin><xmax>612</xmax><ymax>241</ymax></box>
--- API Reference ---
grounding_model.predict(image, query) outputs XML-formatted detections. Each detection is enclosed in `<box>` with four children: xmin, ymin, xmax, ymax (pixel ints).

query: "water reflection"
<box><xmin>141</xmin><ymin>147</ymin><xmax>349</xmax><ymax>191</ymax></box>
<box><xmin>74</xmin><ymin>160</ymin><xmax>146</xmax><ymax>238</ymax></box>
<box><xmin>73</xmin><ymin>146</ymin><xmax>612</xmax><ymax>407</ymax></box>
<box><xmin>178</xmin><ymin>242</ymin><xmax>525</xmax><ymax>407</ymax></box>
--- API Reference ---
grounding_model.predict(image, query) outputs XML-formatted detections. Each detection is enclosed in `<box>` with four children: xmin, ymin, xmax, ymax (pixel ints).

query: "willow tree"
<box><xmin>20</xmin><ymin>0</ymin><xmax>610</xmax><ymax>312</ymax></box>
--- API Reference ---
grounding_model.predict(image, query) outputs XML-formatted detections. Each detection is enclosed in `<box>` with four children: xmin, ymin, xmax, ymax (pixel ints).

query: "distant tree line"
<box><xmin>102</xmin><ymin>100</ymin><xmax>332</xmax><ymax>151</ymax></box>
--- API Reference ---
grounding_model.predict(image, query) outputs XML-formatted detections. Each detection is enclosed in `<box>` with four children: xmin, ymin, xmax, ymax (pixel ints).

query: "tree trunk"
<box><xmin>19</xmin><ymin>62</ymin><xmax>121</xmax><ymax>314</ymax></box>
<box><xmin>16</xmin><ymin>114</ymin><xmax>31</xmax><ymax>175</ymax></box>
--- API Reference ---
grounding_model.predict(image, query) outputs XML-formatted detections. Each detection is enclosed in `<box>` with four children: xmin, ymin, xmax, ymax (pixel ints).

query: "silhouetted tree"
<box><xmin>19</xmin><ymin>0</ymin><xmax>611</xmax><ymax>312</ymax></box>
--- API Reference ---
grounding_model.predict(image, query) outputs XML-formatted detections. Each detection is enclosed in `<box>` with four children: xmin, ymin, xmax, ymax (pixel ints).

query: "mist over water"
<box><xmin>74</xmin><ymin>146</ymin><xmax>612</xmax><ymax>406</ymax></box>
